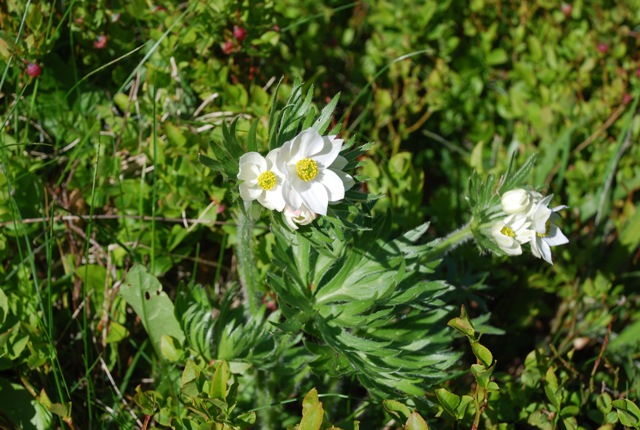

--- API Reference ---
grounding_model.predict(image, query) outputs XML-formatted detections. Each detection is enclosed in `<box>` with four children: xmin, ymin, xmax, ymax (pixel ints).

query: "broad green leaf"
<box><xmin>613</xmin><ymin>399</ymin><xmax>640</xmax><ymax>427</ymax></box>
<box><xmin>597</xmin><ymin>392</ymin><xmax>613</xmax><ymax>414</ymax></box>
<box><xmin>562</xmin><ymin>417</ymin><xmax>578</xmax><ymax>430</ymax></box>
<box><xmin>181</xmin><ymin>360</ymin><xmax>201</xmax><ymax>398</ymax></box>
<box><xmin>383</xmin><ymin>400</ymin><xmax>412</xmax><ymax>421</ymax></box>
<box><xmin>435</xmin><ymin>388</ymin><xmax>460</xmax><ymax>418</ymax></box>
<box><xmin>105</xmin><ymin>321</ymin><xmax>129</xmax><ymax>343</ymax></box>
<box><xmin>0</xmin><ymin>288</ymin><xmax>7</xmax><ymax>326</ymax></box>
<box><xmin>164</xmin><ymin>122</ymin><xmax>186</xmax><ymax>147</ymax></box>
<box><xmin>471</xmin><ymin>363</ymin><xmax>494</xmax><ymax>389</ymax></box>
<box><xmin>299</xmin><ymin>388</ymin><xmax>323</xmax><ymax>430</ymax></box>
<box><xmin>0</xmin><ymin>377</ymin><xmax>52</xmax><ymax>430</ymax></box>
<box><xmin>210</xmin><ymin>361</ymin><xmax>230</xmax><ymax>401</ymax></box>
<box><xmin>160</xmin><ymin>335</ymin><xmax>182</xmax><ymax>362</ymax></box>
<box><xmin>448</xmin><ymin>306</ymin><xmax>475</xmax><ymax>338</ymax></box>
<box><xmin>299</xmin><ymin>403</ymin><xmax>323</xmax><ymax>430</ymax></box>
<box><xmin>545</xmin><ymin>366</ymin><xmax>559</xmax><ymax>391</ymax></box>
<box><xmin>75</xmin><ymin>264</ymin><xmax>106</xmax><ymax>295</ymax></box>
<box><xmin>486</xmin><ymin>48</ymin><xmax>508</xmax><ymax>65</ymax></box>
<box><xmin>118</xmin><ymin>264</ymin><xmax>185</xmax><ymax>358</ymax></box>
<box><xmin>544</xmin><ymin>367</ymin><xmax>560</xmax><ymax>410</ymax></box>
<box><xmin>36</xmin><ymin>389</ymin><xmax>72</xmax><ymax>423</ymax></box>
<box><xmin>237</xmin><ymin>411</ymin><xmax>257</xmax><ymax>425</ymax></box>
<box><xmin>560</xmin><ymin>405</ymin><xmax>580</xmax><ymax>418</ymax></box>
<box><xmin>527</xmin><ymin>409</ymin><xmax>554</xmax><ymax>430</ymax></box>
<box><xmin>133</xmin><ymin>386</ymin><xmax>158</xmax><ymax>416</ymax></box>
<box><xmin>404</xmin><ymin>411</ymin><xmax>429</xmax><ymax>430</ymax></box>
<box><xmin>457</xmin><ymin>395</ymin><xmax>474</xmax><ymax>419</ymax></box>
<box><xmin>471</xmin><ymin>341</ymin><xmax>493</xmax><ymax>368</ymax></box>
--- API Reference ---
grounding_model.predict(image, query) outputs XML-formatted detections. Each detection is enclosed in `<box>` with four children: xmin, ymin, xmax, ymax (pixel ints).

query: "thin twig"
<box><xmin>590</xmin><ymin>323</ymin><xmax>612</xmax><ymax>392</ymax></box>
<box><xmin>99</xmin><ymin>357</ymin><xmax>143</xmax><ymax>428</ymax></box>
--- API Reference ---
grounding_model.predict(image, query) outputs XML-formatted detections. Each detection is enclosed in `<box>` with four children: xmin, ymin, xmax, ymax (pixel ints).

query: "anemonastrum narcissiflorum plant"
<box><xmin>199</xmin><ymin>80</ymin><xmax>569</xmax><ymax>403</ymax></box>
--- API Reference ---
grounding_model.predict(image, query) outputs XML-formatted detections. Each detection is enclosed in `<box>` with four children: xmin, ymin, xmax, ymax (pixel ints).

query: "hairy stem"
<box><xmin>426</xmin><ymin>221</ymin><xmax>475</xmax><ymax>261</ymax></box>
<box><xmin>235</xmin><ymin>204</ymin><xmax>260</xmax><ymax>315</ymax></box>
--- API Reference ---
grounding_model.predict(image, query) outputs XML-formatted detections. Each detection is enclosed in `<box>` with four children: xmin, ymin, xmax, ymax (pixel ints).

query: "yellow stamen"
<box><xmin>257</xmin><ymin>171</ymin><xmax>277</xmax><ymax>191</ymax></box>
<box><xmin>296</xmin><ymin>158</ymin><xmax>318</xmax><ymax>182</ymax></box>
<box><xmin>536</xmin><ymin>220</ymin><xmax>551</xmax><ymax>238</ymax></box>
<box><xmin>500</xmin><ymin>226</ymin><xmax>515</xmax><ymax>238</ymax></box>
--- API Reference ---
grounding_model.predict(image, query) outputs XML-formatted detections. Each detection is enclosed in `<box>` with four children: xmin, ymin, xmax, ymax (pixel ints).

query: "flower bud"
<box><xmin>27</xmin><ymin>63</ymin><xmax>42</xmax><ymax>78</ymax></box>
<box><xmin>233</xmin><ymin>26</ymin><xmax>247</xmax><ymax>42</ymax></box>
<box><xmin>501</xmin><ymin>189</ymin><xmax>531</xmax><ymax>214</ymax></box>
<box><xmin>284</xmin><ymin>204</ymin><xmax>316</xmax><ymax>230</ymax></box>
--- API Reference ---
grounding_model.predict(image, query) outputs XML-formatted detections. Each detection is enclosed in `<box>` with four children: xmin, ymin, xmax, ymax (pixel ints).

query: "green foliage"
<box><xmin>270</xmin><ymin>217</ymin><xmax>459</xmax><ymax>399</ymax></box>
<box><xmin>1</xmin><ymin>0</ymin><xmax>640</xmax><ymax>428</ymax></box>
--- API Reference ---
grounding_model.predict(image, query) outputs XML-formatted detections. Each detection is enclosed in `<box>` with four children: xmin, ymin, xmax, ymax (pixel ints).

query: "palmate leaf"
<box><xmin>175</xmin><ymin>283</ymin><xmax>215</xmax><ymax>360</ymax></box>
<box><xmin>270</xmin><ymin>218</ymin><xmax>460</xmax><ymax>399</ymax></box>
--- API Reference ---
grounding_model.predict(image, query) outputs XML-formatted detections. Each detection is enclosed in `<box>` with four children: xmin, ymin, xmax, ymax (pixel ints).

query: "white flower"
<box><xmin>283</xmin><ymin>204</ymin><xmax>317</xmax><ymax>230</ymax></box>
<box><xmin>237</xmin><ymin>149</ymin><xmax>286</xmax><ymax>211</ymax></box>
<box><xmin>491</xmin><ymin>213</ymin><xmax>534</xmax><ymax>256</ymax></box>
<box><xmin>529</xmin><ymin>195</ymin><xmax>569</xmax><ymax>264</ymax></box>
<box><xmin>277</xmin><ymin>128</ymin><xmax>353</xmax><ymax>216</ymax></box>
<box><xmin>501</xmin><ymin>188</ymin><xmax>532</xmax><ymax>214</ymax></box>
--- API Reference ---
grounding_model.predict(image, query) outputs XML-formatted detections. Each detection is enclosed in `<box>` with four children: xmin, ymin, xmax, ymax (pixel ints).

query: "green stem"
<box><xmin>236</xmin><ymin>204</ymin><xmax>260</xmax><ymax>315</ymax></box>
<box><xmin>426</xmin><ymin>221</ymin><xmax>475</xmax><ymax>262</ymax></box>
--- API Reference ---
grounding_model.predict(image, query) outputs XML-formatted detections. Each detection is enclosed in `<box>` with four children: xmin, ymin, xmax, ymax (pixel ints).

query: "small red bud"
<box><xmin>272</xmin><ymin>25</ymin><xmax>280</xmax><ymax>32</ymax></box>
<box><xmin>222</xmin><ymin>40</ymin><xmax>234</xmax><ymax>55</ymax></box>
<box><xmin>636</xmin><ymin>68</ymin><xmax>640</xmax><ymax>78</ymax></box>
<box><xmin>94</xmin><ymin>35</ymin><xmax>107</xmax><ymax>49</ymax></box>
<box><xmin>623</xmin><ymin>93</ymin><xmax>632</xmax><ymax>105</ymax></box>
<box><xmin>27</xmin><ymin>63</ymin><xmax>42</xmax><ymax>78</ymax></box>
<box><xmin>597</xmin><ymin>43</ymin><xmax>608</xmax><ymax>54</ymax></box>
<box><xmin>233</xmin><ymin>26</ymin><xmax>247</xmax><ymax>42</ymax></box>
<box><xmin>561</xmin><ymin>3</ymin><xmax>572</xmax><ymax>17</ymax></box>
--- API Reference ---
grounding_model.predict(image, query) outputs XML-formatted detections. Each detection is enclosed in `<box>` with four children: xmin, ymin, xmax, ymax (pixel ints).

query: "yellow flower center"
<box><xmin>536</xmin><ymin>220</ymin><xmax>551</xmax><ymax>238</ymax></box>
<box><xmin>257</xmin><ymin>171</ymin><xmax>277</xmax><ymax>191</ymax></box>
<box><xmin>500</xmin><ymin>226</ymin><xmax>515</xmax><ymax>238</ymax></box>
<box><xmin>295</xmin><ymin>158</ymin><xmax>318</xmax><ymax>182</ymax></box>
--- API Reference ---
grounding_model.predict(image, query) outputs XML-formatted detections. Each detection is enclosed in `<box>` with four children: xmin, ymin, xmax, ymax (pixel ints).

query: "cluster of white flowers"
<box><xmin>490</xmin><ymin>189</ymin><xmax>569</xmax><ymax>264</ymax></box>
<box><xmin>237</xmin><ymin>128</ymin><xmax>355</xmax><ymax>230</ymax></box>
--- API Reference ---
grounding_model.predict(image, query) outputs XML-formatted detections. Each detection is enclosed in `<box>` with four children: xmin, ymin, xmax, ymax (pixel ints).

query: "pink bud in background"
<box><xmin>597</xmin><ymin>42</ymin><xmax>608</xmax><ymax>54</ymax></box>
<box><xmin>561</xmin><ymin>3</ymin><xmax>572</xmax><ymax>17</ymax></box>
<box><xmin>94</xmin><ymin>35</ymin><xmax>108</xmax><ymax>49</ymax></box>
<box><xmin>222</xmin><ymin>40</ymin><xmax>234</xmax><ymax>55</ymax></box>
<box><xmin>233</xmin><ymin>26</ymin><xmax>247</xmax><ymax>42</ymax></box>
<box><xmin>27</xmin><ymin>63</ymin><xmax>42</xmax><ymax>78</ymax></box>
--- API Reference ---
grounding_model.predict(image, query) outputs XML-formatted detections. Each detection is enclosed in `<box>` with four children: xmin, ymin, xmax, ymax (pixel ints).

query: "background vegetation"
<box><xmin>1</xmin><ymin>0</ymin><xmax>639</xmax><ymax>428</ymax></box>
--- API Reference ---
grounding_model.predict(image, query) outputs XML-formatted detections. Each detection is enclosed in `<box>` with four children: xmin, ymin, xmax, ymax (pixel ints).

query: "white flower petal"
<box><xmin>283</xmin><ymin>183</ymin><xmax>303</xmax><ymax>210</ymax></box>
<box><xmin>298</xmin><ymin>128</ymin><xmax>325</xmax><ymax>157</ymax></box>
<box><xmin>545</xmin><ymin>225</ymin><xmax>569</xmax><ymax>246</ymax></box>
<box><xmin>239</xmin><ymin>152</ymin><xmax>267</xmax><ymax>170</ymax></box>
<box><xmin>301</xmin><ymin>181</ymin><xmax>329</xmax><ymax>215</ymax></box>
<box><xmin>261</xmin><ymin>187</ymin><xmax>286</xmax><ymax>212</ymax></box>
<box><xmin>239</xmin><ymin>183</ymin><xmax>262</xmax><ymax>201</ymax></box>
<box><xmin>319</xmin><ymin>169</ymin><xmax>345</xmax><ymax>202</ymax></box>
<box><xmin>330</xmin><ymin>156</ymin><xmax>355</xmax><ymax>192</ymax></box>
<box><xmin>312</xmin><ymin>135</ymin><xmax>342</xmax><ymax>167</ymax></box>
<box><xmin>538</xmin><ymin>240</ymin><xmax>553</xmax><ymax>264</ymax></box>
